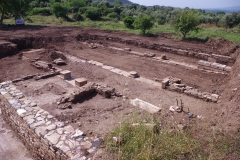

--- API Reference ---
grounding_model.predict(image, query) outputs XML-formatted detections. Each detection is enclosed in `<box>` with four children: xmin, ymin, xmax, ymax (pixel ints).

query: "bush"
<box><xmin>107</xmin><ymin>12</ymin><xmax>120</xmax><ymax>20</ymax></box>
<box><xmin>72</xmin><ymin>13</ymin><xmax>84</xmax><ymax>21</ymax></box>
<box><xmin>123</xmin><ymin>16</ymin><xmax>134</xmax><ymax>29</ymax></box>
<box><xmin>79</xmin><ymin>7</ymin><xmax>88</xmax><ymax>14</ymax></box>
<box><xmin>157</xmin><ymin>17</ymin><xmax>166</xmax><ymax>25</ymax></box>
<box><xmin>133</xmin><ymin>15</ymin><xmax>154</xmax><ymax>34</ymax></box>
<box><xmin>52</xmin><ymin>2</ymin><xmax>69</xmax><ymax>18</ymax></box>
<box><xmin>31</xmin><ymin>7</ymin><xmax>52</xmax><ymax>16</ymax></box>
<box><xmin>85</xmin><ymin>8</ymin><xmax>101</xmax><ymax>20</ymax></box>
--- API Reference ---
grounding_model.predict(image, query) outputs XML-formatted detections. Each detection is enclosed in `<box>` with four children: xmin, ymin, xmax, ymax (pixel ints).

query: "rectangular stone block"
<box><xmin>75</xmin><ymin>78</ymin><xmax>87</xmax><ymax>87</ymax></box>
<box><xmin>224</xmin><ymin>66</ymin><xmax>232</xmax><ymax>72</ymax></box>
<box><xmin>130</xmin><ymin>98</ymin><xmax>161</xmax><ymax>113</ymax></box>
<box><xmin>60</xmin><ymin>70</ymin><xmax>71</xmax><ymax>79</ymax></box>
<box><xmin>177</xmin><ymin>49</ymin><xmax>188</xmax><ymax>56</ymax></box>
<box><xmin>198</xmin><ymin>60</ymin><xmax>211</xmax><ymax>67</ymax></box>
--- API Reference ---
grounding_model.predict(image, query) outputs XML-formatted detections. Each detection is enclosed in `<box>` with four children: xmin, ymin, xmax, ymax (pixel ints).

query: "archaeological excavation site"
<box><xmin>0</xmin><ymin>26</ymin><xmax>240</xmax><ymax>160</ymax></box>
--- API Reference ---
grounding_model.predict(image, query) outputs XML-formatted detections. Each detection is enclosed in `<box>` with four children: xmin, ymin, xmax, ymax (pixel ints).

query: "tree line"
<box><xmin>1</xmin><ymin>0</ymin><xmax>240</xmax><ymax>36</ymax></box>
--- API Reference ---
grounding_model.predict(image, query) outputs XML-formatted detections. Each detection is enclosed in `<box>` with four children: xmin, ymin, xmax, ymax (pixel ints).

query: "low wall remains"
<box><xmin>0</xmin><ymin>81</ymin><xmax>101</xmax><ymax>160</ymax></box>
<box><xmin>198</xmin><ymin>60</ymin><xmax>232</xmax><ymax>72</ymax></box>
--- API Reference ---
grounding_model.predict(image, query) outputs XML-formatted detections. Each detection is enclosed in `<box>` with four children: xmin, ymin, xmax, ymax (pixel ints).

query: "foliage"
<box><xmin>107</xmin><ymin>12</ymin><xmax>120</xmax><ymax>20</ymax></box>
<box><xmin>69</xmin><ymin>0</ymin><xmax>86</xmax><ymax>13</ymax></box>
<box><xmin>72</xmin><ymin>12</ymin><xmax>84</xmax><ymax>21</ymax></box>
<box><xmin>52</xmin><ymin>2</ymin><xmax>68</xmax><ymax>18</ymax></box>
<box><xmin>133</xmin><ymin>15</ymin><xmax>154</xmax><ymax>34</ymax></box>
<box><xmin>31</xmin><ymin>7</ymin><xmax>52</xmax><ymax>16</ymax></box>
<box><xmin>123</xmin><ymin>16</ymin><xmax>134</xmax><ymax>29</ymax></box>
<box><xmin>174</xmin><ymin>10</ymin><xmax>200</xmax><ymax>38</ymax></box>
<box><xmin>0</xmin><ymin>0</ymin><xmax>32</xmax><ymax>24</ymax></box>
<box><xmin>225</xmin><ymin>12</ymin><xmax>240</xmax><ymax>28</ymax></box>
<box><xmin>84</xmin><ymin>7</ymin><xmax>101</xmax><ymax>20</ymax></box>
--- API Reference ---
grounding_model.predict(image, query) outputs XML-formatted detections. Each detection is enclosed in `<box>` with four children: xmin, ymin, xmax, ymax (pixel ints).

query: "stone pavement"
<box><xmin>0</xmin><ymin>109</ymin><xmax>33</xmax><ymax>160</ymax></box>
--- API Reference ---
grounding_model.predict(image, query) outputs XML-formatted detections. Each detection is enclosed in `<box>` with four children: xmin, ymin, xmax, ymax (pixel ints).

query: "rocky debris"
<box><xmin>0</xmin><ymin>81</ymin><xmax>102</xmax><ymax>160</ymax></box>
<box><xmin>12</xmin><ymin>74</ymin><xmax>37</xmax><ymax>83</ymax></box>
<box><xmin>162</xmin><ymin>76</ymin><xmax>219</xmax><ymax>103</ymax></box>
<box><xmin>89</xmin><ymin>43</ymin><xmax>97</xmax><ymax>49</ymax></box>
<box><xmin>161</xmin><ymin>54</ymin><xmax>168</xmax><ymax>60</ymax></box>
<box><xmin>53</xmin><ymin>58</ymin><xmax>66</xmax><ymax>65</ymax></box>
<box><xmin>34</xmin><ymin>72</ymin><xmax>58</xmax><ymax>80</ymax></box>
<box><xmin>58</xmin><ymin>82</ymin><xmax>120</xmax><ymax>105</ymax></box>
<box><xmin>129</xmin><ymin>71</ymin><xmax>139</xmax><ymax>78</ymax></box>
<box><xmin>143</xmin><ymin>52</ymin><xmax>155</xmax><ymax>57</ymax></box>
<box><xmin>0</xmin><ymin>40</ymin><xmax>18</xmax><ymax>58</ymax></box>
<box><xmin>198</xmin><ymin>60</ymin><xmax>232</xmax><ymax>72</ymax></box>
<box><xmin>57</xmin><ymin>102</ymin><xmax>72</xmax><ymax>110</ymax></box>
<box><xmin>31</xmin><ymin>60</ymin><xmax>52</xmax><ymax>71</ymax></box>
<box><xmin>48</xmin><ymin>51</ymin><xmax>67</xmax><ymax>61</ymax></box>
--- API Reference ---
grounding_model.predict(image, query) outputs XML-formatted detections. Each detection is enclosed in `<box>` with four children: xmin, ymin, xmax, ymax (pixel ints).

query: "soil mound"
<box><xmin>206</xmin><ymin>38</ymin><xmax>239</xmax><ymax>56</ymax></box>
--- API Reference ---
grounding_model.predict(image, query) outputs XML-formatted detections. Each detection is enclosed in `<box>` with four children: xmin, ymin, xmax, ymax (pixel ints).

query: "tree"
<box><xmin>133</xmin><ymin>15</ymin><xmax>154</xmax><ymax>34</ymax></box>
<box><xmin>174</xmin><ymin>10</ymin><xmax>200</xmax><ymax>38</ymax></box>
<box><xmin>0</xmin><ymin>0</ymin><xmax>31</xmax><ymax>25</ymax></box>
<box><xmin>123</xmin><ymin>16</ymin><xmax>134</xmax><ymax>29</ymax></box>
<box><xmin>52</xmin><ymin>2</ymin><xmax>69</xmax><ymax>18</ymax></box>
<box><xmin>85</xmin><ymin>7</ymin><xmax>101</xmax><ymax>20</ymax></box>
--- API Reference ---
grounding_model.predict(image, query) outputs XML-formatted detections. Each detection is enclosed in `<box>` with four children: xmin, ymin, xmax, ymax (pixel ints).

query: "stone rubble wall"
<box><xmin>162</xmin><ymin>77</ymin><xmax>219</xmax><ymax>103</ymax></box>
<box><xmin>76</xmin><ymin>34</ymin><xmax>236</xmax><ymax>65</ymax></box>
<box><xmin>0</xmin><ymin>81</ymin><xmax>101</xmax><ymax>160</ymax></box>
<box><xmin>198</xmin><ymin>60</ymin><xmax>232</xmax><ymax>73</ymax></box>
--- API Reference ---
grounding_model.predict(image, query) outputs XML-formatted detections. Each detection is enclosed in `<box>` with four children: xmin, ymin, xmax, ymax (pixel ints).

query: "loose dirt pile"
<box><xmin>206</xmin><ymin>38</ymin><xmax>239</xmax><ymax>56</ymax></box>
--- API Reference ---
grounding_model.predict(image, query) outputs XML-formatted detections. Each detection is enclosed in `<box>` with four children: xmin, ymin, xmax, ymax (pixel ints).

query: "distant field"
<box><xmin>4</xmin><ymin>15</ymin><xmax>240</xmax><ymax>44</ymax></box>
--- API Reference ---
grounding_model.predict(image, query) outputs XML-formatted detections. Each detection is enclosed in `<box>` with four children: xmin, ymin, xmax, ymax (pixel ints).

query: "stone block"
<box><xmin>75</xmin><ymin>78</ymin><xmax>88</xmax><ymax>87</ymax></box>
<box><xmin>129</xmin><ymin>71</ymin><xmax>139</xmax><ymax>78</ymax></box>
<box><xmin>224</xmin><ymin>66</ymin><xmax>232</xmax><ymax>72</ymax></box>
<box><xmin>162</xmin><ymin>78</ymin><xmax>169</xmax><ymax>89</ymax></box>
<box><xmin>198</xmin><ymin>60</ymin><xmax>211</xmax><ymax>67</ymax></box>
<box><xmin>177</xmin><ymin>49</ymin><xmax>188</xmax><ymax>56</ymax></box>
<box><xmin>130</xmin><ymin>98</ymin><xmax>161</xmax><ymax>113</ymax></box>
<box><xmin>60</xmin><ymin>70</ymin><xmax>71</xmax><ymax>79</ymax></box>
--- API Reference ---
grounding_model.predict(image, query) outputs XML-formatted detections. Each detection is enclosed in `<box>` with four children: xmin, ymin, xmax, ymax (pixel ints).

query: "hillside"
<box><xmin>205</xmin><ymin>5</ymin><xmax>240</xmax><ymax>13</ymax></box>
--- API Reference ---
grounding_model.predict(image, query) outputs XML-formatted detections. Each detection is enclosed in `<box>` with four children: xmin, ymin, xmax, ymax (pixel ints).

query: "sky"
<box><xmin>129</xmin><ymin>0</ymin><xmax>240</xmax><ymax>9</ymax></box>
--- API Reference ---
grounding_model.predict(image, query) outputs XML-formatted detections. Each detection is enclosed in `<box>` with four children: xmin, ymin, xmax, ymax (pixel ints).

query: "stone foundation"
<box><xmin>0</xmin><ymin>81</ymin><xmax>101</xmax><ymax>160</ymax></box>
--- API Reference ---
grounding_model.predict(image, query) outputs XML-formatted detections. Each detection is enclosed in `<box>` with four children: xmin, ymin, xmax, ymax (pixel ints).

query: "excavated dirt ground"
<box><xmin>0</xmin><ymin>25</ymin><xmax>239</xmax><ymax>139</ymax></box>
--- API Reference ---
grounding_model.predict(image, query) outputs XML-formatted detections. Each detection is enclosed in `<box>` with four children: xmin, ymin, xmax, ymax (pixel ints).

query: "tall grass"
<box><xmin>105</xmin><ymin>116</ymin><xmax>240</xmax><ymax>160</ymax></box>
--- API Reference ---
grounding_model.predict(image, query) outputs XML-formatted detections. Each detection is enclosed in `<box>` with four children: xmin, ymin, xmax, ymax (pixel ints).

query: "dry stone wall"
<box><xmin>0</xmin><ymin>81</ymin><xmax>101</xmax><ymax>160</ymax></box>
<box><xmin>198</xmin><ymin>60</ymin><xmax>232</xmax><ymax>72</ymax></box>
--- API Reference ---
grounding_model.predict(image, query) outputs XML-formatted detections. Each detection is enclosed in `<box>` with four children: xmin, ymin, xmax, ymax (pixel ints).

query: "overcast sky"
<box><xmin>130</xmin><ymin>0</ymin><xmax>240</xmax><ymax>8</ymax></box>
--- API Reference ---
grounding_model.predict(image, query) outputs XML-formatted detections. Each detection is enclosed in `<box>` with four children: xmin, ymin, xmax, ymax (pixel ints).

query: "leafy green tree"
<box><xmin>133</xmin><ymin>15</ymin><xmax>154</xmax><ymax>34</ymax></box>
<box><xmin>225</xmin><ymin>12</ymin><xmax>240</xmax><ymax>28</ymax></box>
<box><xmin>107</xmin><ymin>12</ymin><xmax>120</xmax><ymax>20</ymax></box>
<box><xmin>69</xmin><ymin>0</ymin><xmax>86</xmax><ymax>13</ymax></box>
<box><xmin>0</xmin><ymin>0</ymin><xmax>31</xmax><ymax>24</ymax></box>
<box><xmin>52</xmin><ymin>2</ymin><xmax>69</xmax><ymax>18</ymax></box>
<box><xmin>123</xmin><ymin>16</ymin><xmax>134</xmax><ymax>29</ymax></box>
<box><xmin>85</xmin><ymin>7</ymin><xmax>101</xmax><ymax>20</ymax></box>
<box><xmin>174</xmin><ymin>10</ymin><xmax>200</xmax><ymax>38</ymax></box>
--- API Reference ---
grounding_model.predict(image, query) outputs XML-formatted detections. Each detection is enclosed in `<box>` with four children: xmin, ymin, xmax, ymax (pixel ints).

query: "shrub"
<box><xmin>52</xmin><ymin>2</ymin><xmax>69</xmax><ymax>18</ymax></box>
<box><xmin>107</xmin><ymin>12</ymin><xmax>120</xmax><ymax>20</ymax></box>
<box><xmin>72</xmin><ymin>13</ymin><xmax>84</xmax><ymax>21</ymax></box>
<box><xmin>133</xmin><ymin>15</ymin><xmax>154</xmax><ymax>34</ymax></box>
<box><xmin>85</xmin><ymin>8</ymin><xmax>101</xmax><ymax>20</ymax></box>
<box><xmin>123</xmin><ymin>16</ymin><xmax>134</xmax><ymax>29</ymax></box>
<box><xmin>31</xmin><ymin>7</ymin><xmax>52</xmax><ymax>16</ymax></box>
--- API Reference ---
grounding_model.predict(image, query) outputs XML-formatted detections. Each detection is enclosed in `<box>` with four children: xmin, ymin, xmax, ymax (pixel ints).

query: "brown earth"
<box><xmin>0</xmin><ymin>25</ymin><xmax>240</xmax><ymax>138</ymax></box>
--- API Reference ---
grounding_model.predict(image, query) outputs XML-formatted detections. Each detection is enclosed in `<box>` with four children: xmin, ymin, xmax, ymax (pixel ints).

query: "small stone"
<box><xmin>80</xmin><ymin>141</ymin><xmax>92</xmax><ymax>149</ymax></box>
<box><xmin>47</xmin><ymin>115</ymin><xmax>54</xmax><ymax>119</ymax></box>
<box><xmin>17</xmin><ymin>109</ymin><xmax>27</xmax><ymax>117</ymax></box>
<box><xmin>30</xmin><ymin>103</ymin><xmax>37</xmax><ymax>107</ymax></box>
<box><xmin>36</xmin><ymin>117</ymin><xmax>44</xmax><ymax>121</ymax></box>
<box><xmin>71</xmin><ymin>129</ymin><xmax>84</xmax><ymax>139</ymax></box>
<box><xmin>23</xmin><ymin>115</ymin><xmax>34</xmax><ymax>121</ymax></box>
<box><xmin>46</xmin><ymin>124</ymin><xmax>57</xmax><ymax>131</ymax></box>
<box><xmin>35</xmin><ymin>126</ymin><xmax>48</xmax><ymax>137</ymax></box>
<box><xmin>64</xmin><ymin>125</ymin><xmax>74</xmax><ymax>133</ymax></box>
<box><xmin>26</xmin><ymin>119</ymin><xmax>35</xmax><ymax>125</ymax></box>
<box><xmin>44</xmin><ymin>132</ymin><xmax>61</xmax><ymax>145</ymax></box>
<box><xmin>56</xmin><ymin>128</ymin><xmax>64</xmax><ymax>135</ymax></box>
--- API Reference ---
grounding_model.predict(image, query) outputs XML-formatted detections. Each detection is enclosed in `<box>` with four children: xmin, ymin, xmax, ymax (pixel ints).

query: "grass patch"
<box><xmin>105</xmin><ymin>116</ymin><xmax>240</xmax><ymax>160</ymax></box>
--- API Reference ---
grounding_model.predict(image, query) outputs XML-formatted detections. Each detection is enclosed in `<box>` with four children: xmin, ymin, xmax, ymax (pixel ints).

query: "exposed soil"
<box><xmin>0</xmin><ymin>25</ymin><xmax>240</xmax><ymax>139</ymax></box>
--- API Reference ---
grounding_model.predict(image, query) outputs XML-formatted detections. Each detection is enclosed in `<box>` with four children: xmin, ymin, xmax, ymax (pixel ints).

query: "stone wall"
<box><xmin>162</xmin><ymin>77</ymin><xmax>219</xmax><ymax>103</ymax></box>
<box><xmin>0</xmin><ymin>41</ymin><xmax>18</xmax><ymax>58</ymax></box>
<box><xmin>0</xmin><ymin>81</ymin><xmax>101</xmax><ymax>160</ymax></box>
<box><xmin>198</xmin><ymin>60</ymin><xmax>232</xmax><ymax>72</ymax></box>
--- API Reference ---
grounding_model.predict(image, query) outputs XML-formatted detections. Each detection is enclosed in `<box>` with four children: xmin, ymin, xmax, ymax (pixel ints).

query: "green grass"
<box><xmin>105</xmin><ymin>116</ymin><xmax>240</xmax><ymax>160</ymax></box>
<box><xmin>3</xmin><ymin>15</ymin><xmax>240</xmax><ymax>44</ymax></box>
